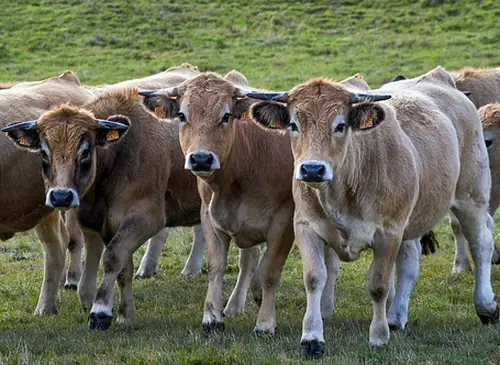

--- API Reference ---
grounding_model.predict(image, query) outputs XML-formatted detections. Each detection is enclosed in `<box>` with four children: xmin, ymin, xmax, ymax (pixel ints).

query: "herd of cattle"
<box><xmin>1</xmin><ymin>63</ymin><xmax>500</xmax><ymax>358</ymax></box>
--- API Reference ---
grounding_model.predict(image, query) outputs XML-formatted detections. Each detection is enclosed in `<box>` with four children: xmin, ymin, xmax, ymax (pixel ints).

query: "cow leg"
<box><xmin>78</xmin><ymin>229</ymin><xmax>104</xmax><ymax>311</ymax></box>
<box><xmin>487</xmin><ymin>201</ymin><xmax>500</xmax><ymax>265</ymax></box>
<box><xmin>180</xmin><ymin>224</ymin><xmax>205</xmax><ymax>277</ymax></box>
<box><xmin>116</xmin><ymin>256</ymin><xmax>136</xmax><ymax>325</ymax></box>
<box><xmin>295</xmin><ymin>221</ymin><xmax>327</xmax><ymax>359</ymax></box>
<box><xmin>254</xmin><ymin>202</ymin><xmax>294</xmax><ymax>334</ymax></box>
<box><xmin>387</xmin><ymin>239</ymin><xmax>420</xmax><ymax>330</ymax></box>
<box><xmin>450</xmin><ymin>215</ymin><xmax>472</xmax><ymax>274</ymax></box>
<box><xmin>321</xmin><ymin>247</ymin><xmax>340</xmax><ymax>319</ymax></box>
<box><xmin>34</xmin><ymin>211</ymin><xmax>66</xmax><ymax>315</ymax></box>
<box><xmin>88</xmin><ymin>203</ymin><xmax>164</xmax><ymax>331</ymax></box>
<box><xmin>64</xmin><ymin>209</ymin><xmax>84</xmax><ymax>290</ymax></box>
<box><xmin>249</xmin><ymin>243</ymin><xmax>265</xmax><ymax>305</ymax></box>
<box><xmin>366</xmin><ymin>234</ymin><xmax>400</xmax><ymax>347</ymax></box>
<box><xmin>224</xmin><ymin>245</ymin><xmax>260</xmax><ymax>316</ymax></box>
<box><xmin>450</xmin><ymin>207</ymin><xmax>499</xmax><ymax>324</ymax></box>
<box><xmin>135</xmin><ymin>228</ymin><xmax>170</xmax><ymax>278</ymax></box>
<box><xmin>201</xmin><ymin>203</ymin><xmax>231</xmax><ymax>332</ymax></box>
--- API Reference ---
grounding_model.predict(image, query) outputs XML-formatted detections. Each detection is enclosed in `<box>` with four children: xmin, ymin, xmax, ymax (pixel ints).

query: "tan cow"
<box><xmin>2</xmin><ymin>86</ymin><xmax>263</xmax><ymax>330</ymax></box>
<box><xmin>0</xmin><ymin>71</ymin><xmax>94</xmax><ymax>314</ymax></box>
<box><xmin>140</xmin><ymin>71</ymin><xmax>296</xmax><ymax>333</ymax></box>
<box><xmin>247</xmin><ymin>66</ymin><xmax>498</xmax><ymax>357</ymax></box>
<box><xmin>89</xmin><ymin>63</ymin><xmax>205</xmax><ymax>278</ymax></box>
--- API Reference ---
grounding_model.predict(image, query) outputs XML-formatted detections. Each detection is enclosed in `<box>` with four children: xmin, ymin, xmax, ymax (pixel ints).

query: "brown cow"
<box><xmin>140</xmin><ymin>71</ymin><xmax>296</xmax><ymax>334</ymax></box>
<box><xmin>247</xmin><ymin>66</ymin><xmax>498</xmax><ymax>357</ymax></box>
<box><xmin>0</xmin><ymin>71</ymin><xmax>94</xmax><ymax>314</ymax></box>
<box><xmin>2</xmin><ymin>86</ymin><xmax>262</xmax><ymax>330</ymax></box>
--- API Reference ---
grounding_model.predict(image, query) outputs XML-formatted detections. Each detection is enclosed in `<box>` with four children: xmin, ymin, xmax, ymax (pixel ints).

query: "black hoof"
<box><xmin>300</xmin><ymin>339</ymin><xmax>325</xmax><ymax>359</ymax></box>
<box><xmin>388</xmin><ymin>323</ymin><xmax>402</xmax><ymax>331</ymax></box>
<box><xmin>134</xmin><ymin>272</ymin><xmax>156</xmax><ymax>279</ymax></box>
<box><xmin>254</xmin><ymin>328</ymin><xmax>275</xmax><ymax>336</ymax></box>
<box><xmin>88</xmin><ymin>312</ymin><xmax>113</xmax><ymax>331</ymax></box>
<box><xmin>63</xmin><ymin>283</ymin><xmax>78</xmax><ymax>291</ymax></box>
<box><xmin>202</xmin><ymin>321</ymin><xmax>224</xmax><ymax>334</ymax></box>
<box><xmin>253</xmin><ymin>296</ymin><xmax>262</xmax><ymax>307</ymax></box>
<box><xmin>477</xmin><ymin>304</ymin><xmax>499</xmax><ymax>325</ymax></box>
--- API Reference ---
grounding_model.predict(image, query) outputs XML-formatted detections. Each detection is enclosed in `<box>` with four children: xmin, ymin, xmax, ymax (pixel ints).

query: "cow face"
<box><xmin>140</xmin><ymin>73</ymin><xmax>253</xmax><ymax>178</ymax></box>
<box><xmin>2</xmin><ymin>106</ymin><xmax>129</xmax><ymax>209</ymax></box>
<box><xmin>249</xmin><ymin>79</ymin><xmax>390</xmax><ymax>188</ymax></box>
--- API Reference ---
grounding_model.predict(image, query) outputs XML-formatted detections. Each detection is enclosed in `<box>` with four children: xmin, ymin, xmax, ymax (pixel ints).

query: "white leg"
<box><xmin>135</xmin><ymin>228</ymin><xmax>170</xmax><ymax>278</ymax></box>
<box><xmin>387</xmin><ymin>239</ymin><xmax>420</xmax><ymax>330</ymax></box>
<box><xmin>321</xmin><ymin>247</ymin><xmax>340</xmax><ymax>319</ymax></box>
<box><xmin>224</xmin><ymin>245</ymin><xmax>260</xmax><ymax>315</ymax></box>
<box><xmin>450</xmin><ymin>215</ymin><xmax>472</xmax><ymax>274</ymax></box>
<box><xmin>181</xmin><ymin>224</ymin><xmax>205</xmax><ymax>276</ymax></box>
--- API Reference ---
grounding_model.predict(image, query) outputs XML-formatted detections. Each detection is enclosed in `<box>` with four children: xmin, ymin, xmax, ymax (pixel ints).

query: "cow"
<box><xmin>246</xmin><ymin>66</ymin><xmax>498</xmax><ymax>357</ymax></box>
<box><xmin>90</xmin><ymin>63</ymin><xmax>205</xmax><ymax>278</ymax></box>
<box><xmin>139</xmin><ymin>71</ymin><xmax>374</xmax><ymax>334</ymax></box>
<box><xmin>393</xmin><ymin>69</ymin><xmax>500</xmax><ymax>272</ymax></box>
<box><xmin>2</xmin><ymin>86</ymin><xmax>264</xmax><ymax>330</ymax></box>
<box><xmin>0</xmin><ymin>70</ymin><xmax>94</xmax><ymax>314</ymax></box>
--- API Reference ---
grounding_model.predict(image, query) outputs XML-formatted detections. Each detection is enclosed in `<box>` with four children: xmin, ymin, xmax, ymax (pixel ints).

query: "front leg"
<box><xmin>78</xmin><ymin>229</ymin><xmax>104</xmax><ymax>311</ymax></box>
<box><xmin>88</xmin><ymin>202</ymin><xmax>164</xmax><ymax>331</ymax></box>
<box><xmin>295</xmin><ymin>220</ymin><xmax>327</xmax><ymax>359</ymax></box>
<box><xmin>201</xmin><ymin>202</ymin><xmax>231</xmax><ymax>332</ymax></box>
<box><xmin>117</xmin><ymin>256</ymin><xmax>136</xmax><ymax>326</ymax></box>
<box><xmin>366</xmin><ymin>232</ymin><xmax>401</xmax><ymax>347</ymax></box>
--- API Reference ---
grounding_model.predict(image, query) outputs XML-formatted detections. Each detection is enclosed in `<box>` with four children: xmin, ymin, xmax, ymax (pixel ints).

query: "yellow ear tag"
<box><xmin>19</xmin><ymin>136</ymin><xmax>31</xmax><ymax>146</ymax></box>
<box><xmin>240</xmin><ymin>111</ymin><xmax>252</xmax><ymax>121</ymax></box>
<box><xmin>268</xmin><ymin>120</ymin><xmax>281</xmax><ymax>129</ymax></box>
<box><xmin>360</xmin><ymin>115</ymin><xmax>374</xmax><ymax>130</ymax></box>
<box><xmin>154</xmin><ymin>106</ymin><xmax>166</xmax><ymax>119</ymax></box>
<box><xmin>106</xmin><ymin>130</ymin><xmax>120</xmax><ymax>142</ymax></box>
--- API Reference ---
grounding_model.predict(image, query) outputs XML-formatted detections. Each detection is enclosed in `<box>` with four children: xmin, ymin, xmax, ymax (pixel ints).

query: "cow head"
<box><xmin>1</xmin><ymin>106</ymin><xmax>129</xmax><ymax>209</ymax></box>
<box><xmin>247</xmin><ymin>79</ymin><xmax>391</xmax><ymax>187</ymax></box>
<box><xmin>139</xmin><ymin>72</ymin><xmax>255</xmax><ymax>178</ymax></box>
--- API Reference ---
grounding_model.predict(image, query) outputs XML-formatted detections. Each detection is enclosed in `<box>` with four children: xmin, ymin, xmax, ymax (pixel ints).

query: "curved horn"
<box><xmin>245</xmin><ymin>91</ymin><xmax>289</xmax><ymax>102</ymax></box>
<box><xmin>138</xmin><ymin>87</ymin><xmax>179</xmax><ymax>98</ymax></box>
<box><xmin>96</xmin><ymin>120</ymin><xmax>129</xmax><ymax>130</ymax></box>
<box><xmin>1</xmin><ymin>120</ymin><xmax>38</xmax><ymax>132</ymax></box>
<box><xmin>349</xmin><ymin>92</ymin><xmax>391</xmax><ymax>103</ymax></box>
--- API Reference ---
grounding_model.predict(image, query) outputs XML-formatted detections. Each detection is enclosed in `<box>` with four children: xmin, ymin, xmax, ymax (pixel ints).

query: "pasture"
<box><xmin>1</xmin><ymin>0</ymin><xmax>500</xmax><ymax>364</ymax></box>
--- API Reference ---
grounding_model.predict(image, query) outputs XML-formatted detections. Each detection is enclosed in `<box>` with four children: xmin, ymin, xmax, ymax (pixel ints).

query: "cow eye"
<box><xmin>333</xmin><ymin>122</ymin><xmax>345</xmax><ymax>134</ymax></box>
<box><xmin>220</xmin><ymin>113</ymin><xmax>231</xmax><ymax>125</ymax></box>
<box><xmin>288</xmin><ymin>121</ymin><xmax>299</xmax><ymax>133</ymax></box>
<box><xmin>80</xmin><ymin>145</ymin><xmax>91</xmax><ymax>161</ymax></box>
<box><xmin>40</xmin><ymin>150</ymin><xmax>50</xmax><ymax>164</ymax></box>
<box><xmin>176</xmin><ymin>112</ymin><xmax>187</xmax><ymax>123</ymax></box>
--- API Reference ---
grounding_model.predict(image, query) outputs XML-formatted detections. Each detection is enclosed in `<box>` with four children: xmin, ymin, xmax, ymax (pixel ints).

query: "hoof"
<box><xmin>477</xmin><ymin>304</ymin><xmax>499</xmax><ymax>325</ymax></box>
<box><xmin>253</xmin><ymin>296</ymin><xmax>262</xmax><ymax>307</ymax></box>
<box><xmin>63</xmin><ymin>283</ymin><xmax>78</xmax><ymax>291</ymax></box>
<box><xmin>202</xmin><ymin>321</ymin><xmax>224</xmax><ymax>334</ymax></box>
<box><xmin>388</xmin><ymin>323</ymin><xmax>402</xmax><ymax>331</ymax></box>
<box><xmin>300</xmin><ymin>339</ymin><xmax>325</xmax><ymax>359</ymax></box>
<box><xmin>253</xmin><ymin>326</ymin><xmax>275</xmax><ymax>336</ymax></box>
<box><xmin>88</xmin><ymin>312</ymin><xmax>113</xmax><ymax>331</ymax></box>
<box><xmin>134</xmin><ymin>271</ymin><xmax>156</xmax><ymax>279</ymax></box>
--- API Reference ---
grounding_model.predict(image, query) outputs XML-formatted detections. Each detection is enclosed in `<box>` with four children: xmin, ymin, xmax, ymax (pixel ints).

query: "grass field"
<box><xmin>1</xmin><ymin>0</ymin><xmax>500</xmax><ymax>364</ymax></box>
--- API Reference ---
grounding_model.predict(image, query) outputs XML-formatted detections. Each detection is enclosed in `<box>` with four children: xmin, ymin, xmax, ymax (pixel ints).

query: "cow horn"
<box><xmin>245</xmin><ymin>92</ymin><xmax>289</xmax><ymax>102</ymax></box>
<box><xmin>349</xmin><ymin>92</ymin><xmax>391</xmax><ymax>103</ymax></box>
<box><xmin>138</xmin><ymin>87</ymin><xmax>179</xmax><ymax>98</ymax></box>
<box><xmin>1</xmin><ymin>120</ymin><xmax>38</xmax><ymax>132</ymax></box>
<box><xmin>96</xmin><ymin>120</ymin><xmax>129</xmax><ymax>130</ymax></box>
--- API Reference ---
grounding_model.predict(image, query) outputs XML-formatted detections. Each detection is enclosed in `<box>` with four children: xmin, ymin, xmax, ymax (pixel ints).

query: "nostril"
<box><xmin>206</xmin><ymin>154</ymin><xmax>213</xmax><ymax>166</ymax></box>
<box><xmin>64</xmin><ymin>191</ymin><xmax>74</xmax><ymax>204</ymax></box>
<box><xmin>189</xmin><ymin>154</ymin><xmax>197</xmax><ymax>165</ymax></box>
<box><xmin>300</xmin><ymin>165</ymin><xmax>308</xmax><ymax>177</ymax></box>
<box><xmin>317</xmin><ymin>165</ymin><xmax>325</xmax><ymax>177</ymax></box>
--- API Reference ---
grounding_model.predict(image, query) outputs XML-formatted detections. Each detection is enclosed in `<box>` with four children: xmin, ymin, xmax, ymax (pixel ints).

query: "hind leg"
<box><xmin>450</xmin><ymin>215</ymin><xmax>472</xmax><ymax>274</ymax></box>
<box><xmin>135</xmin><ymin>228</ymin><xmax>170</xmax><ymax>278</ymax></box>
<box><xmin>450</xmin><ymin>206</ymin><xmax>498</xmax><ymax>323</ymax></box>
<box><xmin>387</xmin><ymin>239</ymin><xmax>420</xmax><ymax>330</ymax></box>
<box><xmin>180</xmin><ymin>224</ymin><xmax>205</xmax><ymax>277</ymax></box>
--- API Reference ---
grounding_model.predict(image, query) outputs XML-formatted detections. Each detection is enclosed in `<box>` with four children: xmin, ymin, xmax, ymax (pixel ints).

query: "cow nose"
<box><xmin>189</xmin><ymin>152</ymin><xmax>214</xmax><ymax>171</ymax></box>
<box><xmin>49</xmin><ymin>190</ymin><xmax>76</xmax><ymax>208</ymax></box>
<box><xmin>299</xmin><ymin>163</ymin><xmax>326</xmax><ymax>182</ymax></box>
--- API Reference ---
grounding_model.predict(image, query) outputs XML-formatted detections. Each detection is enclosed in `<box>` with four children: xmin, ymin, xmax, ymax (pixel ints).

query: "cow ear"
<box><xmin>1</xmin><ymin>121</ymin><xmax>41</xmax><ymax>151</ymax></box>
<box><xmin>347</xmin><ymin>103</ymin><xmax>385</xmax><ymax>131</ymax></box>
<box><xmin>142</xmin><ymin>95</ymin><xmax>179</xmax><ymax>119</ymax></box>
<box><xmin>95</xmin><ymin>114</ymin><xmax>131</xmax><ymax>147</ymax></box>
<box><xmin>249</xmin><ymin>101</ymin><xmax>290</xmax><ymax>130</ymax></box>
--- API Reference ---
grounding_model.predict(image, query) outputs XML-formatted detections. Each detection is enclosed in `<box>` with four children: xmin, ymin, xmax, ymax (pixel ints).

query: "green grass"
<box><xmin>1</xmin><ymin>0</ymin><xmax>500</xmax><ymax>363</ymax></box>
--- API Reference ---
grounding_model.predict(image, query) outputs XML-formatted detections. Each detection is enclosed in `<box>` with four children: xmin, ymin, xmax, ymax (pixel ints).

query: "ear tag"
<box><xmin>106</xmin><ymin>130</ymin><xmax>120</xmax><ymax>142</ymax></box>
<box><xmin>240</xmin><ymin>111</ymin><xmax>252</xmax><ymax>121</ymax></box>
<box><xmin>268</xmin><ymin>120</ymin><xmax>281</xmax><ymax>129</ymax></box>
<box><xmin>19</xmin><ymin>136</ymin><xmax>31</xmax><ymax>146</ymax></box>
<box><xmin>360</xmin><ymin>115</ymin><xmax>374</xmax><ymax>130</ymax></box>
<box><xmin>154</xmin><ymin>106</ymin><xmax>166</xmax><ymax>118</ymax></box>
